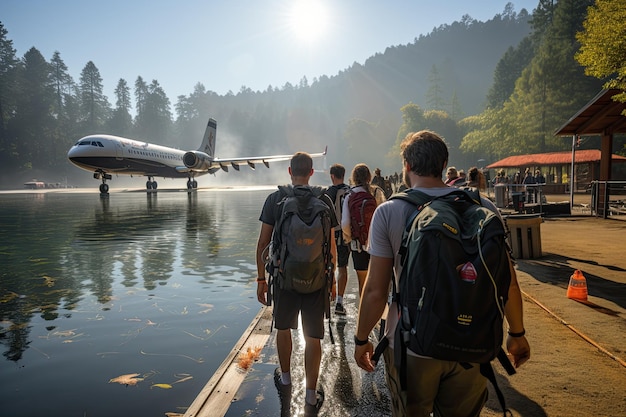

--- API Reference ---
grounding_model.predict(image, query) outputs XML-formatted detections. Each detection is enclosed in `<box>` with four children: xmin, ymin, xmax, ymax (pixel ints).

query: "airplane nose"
<box><xmin>67</xmin><ymin>144</ymin><xmax>80</xmax><ymax>159</ymax></box>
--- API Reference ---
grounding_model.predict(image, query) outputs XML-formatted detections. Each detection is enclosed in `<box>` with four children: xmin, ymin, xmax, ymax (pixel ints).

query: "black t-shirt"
<box><xmin>324</xmin><ymin>183</ymin><xmax>349</xmax><ymax>204</ymax></box>
<box><xmin>259</xmin><ymin>185</ymin><xmax>338</xmax><ymax>228</ymax></box>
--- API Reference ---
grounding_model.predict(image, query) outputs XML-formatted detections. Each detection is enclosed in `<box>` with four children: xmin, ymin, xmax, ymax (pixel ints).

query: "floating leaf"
<box><xmin>42</xmin><ymin>276</ymin><xmax>55</xmax><ymax>287</ymax></box>
<box><xmin>50</xmin><ymin>329</ymin><xmax>77</xmax><ymax>338</ymax></box>
<box><xmin>109</xmin><ymin>373</ymin><xmax>144</xmax><ymax>386</ymax></box>
<box><xmin>173</xmin><ymin>375</ymin><xmax>193</xmax><ymax>384</ymax></box>
<box><xmin>197</xmin><ymin>303</ymin><xmax>214</xmax><ymax>313</ymax></box>
<box><xmin>0</xmin><ymin>291</ymin><xmax>19</xmax><ymax>303</ymax></box>
<box><xmin>151</xmin><ymin>383</ymin><xmax>173</xmax><ymax>389</ymax></box>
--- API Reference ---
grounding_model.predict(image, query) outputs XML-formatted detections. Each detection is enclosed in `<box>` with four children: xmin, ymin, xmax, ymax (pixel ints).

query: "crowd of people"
<box><xmin>254</xmin><ymin>134</ymin><xmax>531</xmax><ymax>416</ymax></box>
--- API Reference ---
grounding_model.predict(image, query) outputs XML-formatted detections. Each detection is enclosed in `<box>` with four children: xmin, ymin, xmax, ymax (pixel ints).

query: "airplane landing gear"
<box><xmin>187</xmin><ymin>178</ymin><xmax>198</xmax><ymax>190</ymax></box>
<box><xmin>94</xmin><ymin>170</ymin><xmax>112</xmax><ymax>194</ymax></box>
<box><xmin>146</xmin><ymin>176</ymin><xmax>158</xmax><ymax>191</ymax></box>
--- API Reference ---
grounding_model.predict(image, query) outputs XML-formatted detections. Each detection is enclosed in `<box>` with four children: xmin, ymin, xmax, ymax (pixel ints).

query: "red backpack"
<box><xmin>348</xmin><ymin>189</ymin><xmax>377</xmax><ymax>246</ymax></box>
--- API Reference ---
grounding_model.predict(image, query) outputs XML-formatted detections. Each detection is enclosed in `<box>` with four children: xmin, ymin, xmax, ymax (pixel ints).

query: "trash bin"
<box><xmin>505</xmin><ymin>214</ymin><xmax>542</xmax><ymax>259</ymax></box>
<box><xmin>512</xmin><ymin>192</ymin><xmax>525</xmax><ymax>212</ymax></box>
<box><xmin>494</xmin><ymin>184</ymin><xmax>507</xmax><ymax>208</ymax></box>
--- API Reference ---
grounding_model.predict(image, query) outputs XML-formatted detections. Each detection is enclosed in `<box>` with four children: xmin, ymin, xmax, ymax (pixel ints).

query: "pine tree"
<box><xmin>49</xmin><ymin>51</ymin><xmax>74</xmax><ymax>116</ymax></box>
<box><xmin>14</xmin><ymin>47</ymin><xmax>55</xmax><ymax>168</ymax></box>
<box><xmin>79</xmin><ymin>61</ymin><xmax>110</xmax><ymax>132</ymax></box>
<box><xmin>0</xmin><ymin>22</ymin><xmax>19</xmax><ymax>166</ymax></box>
<box><xmin>107</xmin><ymin>79</ymin><xmax>133</xmax><ymax>136</ymax></box>
<box><xmin>425</xmin><ymin>64</ymin><xmax>446</xmax><ymax>111</ymax></box>
<box><xmin>486</xmin><ymin>37</ymin><xmax>535</xmax><ymax>109</ymax></box>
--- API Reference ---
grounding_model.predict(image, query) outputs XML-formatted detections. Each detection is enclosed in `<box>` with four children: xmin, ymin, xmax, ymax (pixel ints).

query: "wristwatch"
<box><xmin>354</xmin><ymin>335</ymin><xmax>369</xmax><ymax>346</ymax></box>
<box><xmin>507</xmin><ymin>328</ymin><xmax>526</xmax><ymax>337</ymax></box>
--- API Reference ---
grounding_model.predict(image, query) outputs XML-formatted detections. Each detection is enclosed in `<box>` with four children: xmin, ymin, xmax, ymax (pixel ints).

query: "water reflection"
<box><xmin>0</xmin><ymin>189</ymin><xmax>266</xmax><ymax>416</ymax></box>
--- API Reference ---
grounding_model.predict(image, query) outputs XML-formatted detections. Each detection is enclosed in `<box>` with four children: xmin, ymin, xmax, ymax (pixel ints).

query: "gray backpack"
<box><xmin>269</xmin><ymin>185</ymin><xmax>332</xmax><ymax>294</ymax></box>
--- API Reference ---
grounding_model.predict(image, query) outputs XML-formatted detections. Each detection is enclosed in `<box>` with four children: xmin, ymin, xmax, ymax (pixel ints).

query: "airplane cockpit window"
<box><xmin>91</xmin><ymin>141</ymin><xmax>104</xmax><ymax>147</ymax></box>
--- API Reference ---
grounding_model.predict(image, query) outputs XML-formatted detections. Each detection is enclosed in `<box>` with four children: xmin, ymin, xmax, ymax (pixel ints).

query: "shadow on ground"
<box><xmin>516</xmin><ymin>254</ymin><xmax>626</xmax><ymax>310</ymax></box>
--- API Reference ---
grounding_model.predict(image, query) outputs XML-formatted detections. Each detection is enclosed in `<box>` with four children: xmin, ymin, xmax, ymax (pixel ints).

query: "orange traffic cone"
<box><xmin>567</xmin><ymin>269</ymin><xmax>588</xmax><ymax>301</ymax></box>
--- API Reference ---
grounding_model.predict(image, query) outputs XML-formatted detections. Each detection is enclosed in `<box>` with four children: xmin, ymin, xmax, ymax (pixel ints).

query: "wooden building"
<box><xmin>486</xmin><ymin>149</ymin><xmax>626</xmax><ymax>193</ymax></box>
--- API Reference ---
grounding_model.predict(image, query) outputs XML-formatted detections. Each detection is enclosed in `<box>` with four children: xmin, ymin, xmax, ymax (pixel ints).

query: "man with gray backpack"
<box><xmin>256</xmin><ymin>152</ymin><xmax>337</xmax><ymax>416</ymax></box>
<box><xmin>353</xmin><ymin>131</ymin><xmax>530</xmax><ymax>417</ymax></box>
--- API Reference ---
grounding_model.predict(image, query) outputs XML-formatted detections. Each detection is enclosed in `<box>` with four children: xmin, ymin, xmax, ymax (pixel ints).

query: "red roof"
<box><xmin>486</xmin><ymin>150</ymin><xmax>626</xmax><ymax>169</ymax></box>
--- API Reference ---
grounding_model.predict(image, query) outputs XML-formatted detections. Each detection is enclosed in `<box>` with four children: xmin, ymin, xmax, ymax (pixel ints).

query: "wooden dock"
<box><xmin>182</xmin><ymin>306</ymin><xmax>273</xmax><ymax>417</ymax></box>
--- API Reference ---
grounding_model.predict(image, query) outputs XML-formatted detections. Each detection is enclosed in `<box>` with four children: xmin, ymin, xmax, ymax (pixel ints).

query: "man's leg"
<box><xmin>300</xmin><ymin>290</ymin><xmax>326</xmax><ymax>409</ymax></box>
<box><xmin>335</xmin><ymin>242</ymin><xmax>350</xmax><ymax>315</ymax></box>
<box><xmin>273</xmin><ymin>287</ymin><xmax>297</xmax><ymax>382</ymax></box>
<box><xmin>382</xmin><ymin>347</ymin><xmax>407</xmax><ymax>417</ymax></box>
<box><xmin>336</xmin><ymin>265</ymin><xmax>348</xmax><ymax>298</ymax></box>
<box><xmin>433</xmin><ymin>362</ymin><xmax>487</xmax><ymax>417</ymax></box>
<box><xmin>276</xmin><ymin>328</ymin><xmax>292</xmax><ymax>374</ymax></box>
<box><xmin>356</xmin><ymin>269</ymin><xmax>367</xmax><ymax>296</ymax></box>
<box><xmin>303</xmin><ymin>336</ymin><xmax>322</xmax><ymax>392</ymax></box>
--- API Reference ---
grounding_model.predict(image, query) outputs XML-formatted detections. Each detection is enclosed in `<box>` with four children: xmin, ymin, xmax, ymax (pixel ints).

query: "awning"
<box><xmin>554</xmin><ymin>89</ymin><xmax>626</xmax><ymax>136</ymax></box>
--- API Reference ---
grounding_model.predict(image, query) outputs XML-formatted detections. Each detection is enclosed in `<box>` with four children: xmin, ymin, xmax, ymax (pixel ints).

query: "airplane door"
<box><xmin>115</xmin><ymin>142</ymin><xmax>123</xmax><ymax>160</ymax></box>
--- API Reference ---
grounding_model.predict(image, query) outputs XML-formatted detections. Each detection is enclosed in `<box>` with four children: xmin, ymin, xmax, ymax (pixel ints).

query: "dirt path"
<box><xmin>481</xmin><ymin>217</ymin><xmax>626</xmax><ymax>416</ymax></box>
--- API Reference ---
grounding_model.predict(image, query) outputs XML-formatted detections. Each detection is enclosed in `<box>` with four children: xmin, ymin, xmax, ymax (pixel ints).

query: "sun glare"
<box><xmin>288</xmin><ymin>0</ymin><xmax>329</xmax><ymax>44</ymax></box>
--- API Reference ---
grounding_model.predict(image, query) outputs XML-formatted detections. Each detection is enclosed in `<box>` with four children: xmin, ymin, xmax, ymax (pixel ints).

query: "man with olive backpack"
<box><xmin>256</xmin><ymin>152</ymin><xmax>337</xmax><ymax>416</ymax></box>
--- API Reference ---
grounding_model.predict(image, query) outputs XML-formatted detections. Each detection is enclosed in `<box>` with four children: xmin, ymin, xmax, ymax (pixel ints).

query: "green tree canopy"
<box><xmin>575</xmin><ymin>0</ymin><xmax>626</xmax><ymax>104</ymax></box>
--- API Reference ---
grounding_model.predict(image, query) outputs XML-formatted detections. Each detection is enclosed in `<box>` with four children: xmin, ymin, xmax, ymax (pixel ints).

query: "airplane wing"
<box><xmin>182</xmin><ymin>147</ymin><xmax>327</xmax><ymax>173</ymax></box>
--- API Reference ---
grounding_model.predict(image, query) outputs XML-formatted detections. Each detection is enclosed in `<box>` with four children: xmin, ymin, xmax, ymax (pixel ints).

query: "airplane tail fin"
<box><xmin>198</xmin><ymin>118</ymin><xmax>217</xmax><ymax>157</ymax></box>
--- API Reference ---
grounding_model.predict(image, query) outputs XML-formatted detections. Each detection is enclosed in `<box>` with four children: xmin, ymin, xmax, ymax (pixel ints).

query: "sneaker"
<box><xmin>274</xmin><ymin>367</ymin><xmax>291</xmax><ymax>404</ymax></box>
<box><xmin>334</xmin><ymin>302</ymin><xmax>346</xmax><ymax>315</ymax></box>
<box><xmin>304</xmin><ymin>389</ymin><xmax>324</xmax><ymax>417</ymax></box>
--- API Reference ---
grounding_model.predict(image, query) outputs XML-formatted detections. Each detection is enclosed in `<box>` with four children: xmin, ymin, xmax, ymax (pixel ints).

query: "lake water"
<box><xmin>0</xmin><ymin>188</ymin><xmax>274</xmax><ymax>416</ymax></box>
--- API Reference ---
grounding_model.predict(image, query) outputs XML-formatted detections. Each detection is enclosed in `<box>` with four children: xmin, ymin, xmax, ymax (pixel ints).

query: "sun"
<box><xmin>288</xmin><ymin>0</ymin><xmax>330</xmax><ymax>44</ymax></box>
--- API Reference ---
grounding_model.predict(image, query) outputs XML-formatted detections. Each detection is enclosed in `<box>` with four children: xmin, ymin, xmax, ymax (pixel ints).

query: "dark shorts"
<box><xmin>351</xmin><ymin>249</ymin><xmax>370</xmax><ymax>271</ymax></box>
<box><xmin>273</xmin><ymin>287</ymin><xmax>325</xmax><ymax>339</ymax></box>
<box><xmin>336</xmin><ymin>242</ymin><xmax>350</xmax><ymax>268</ymax></box>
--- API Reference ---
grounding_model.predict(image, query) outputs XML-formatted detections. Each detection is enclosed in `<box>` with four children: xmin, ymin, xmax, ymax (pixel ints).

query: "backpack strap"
<box><xmin>480</xmin><ymin>349</ymin><xmax>516</xmax><ymax>417</ymax></box>
<box><xmin>318</xmin><ymin>193</ymin><xmax>335</xmax><ymax>345</ymax></box>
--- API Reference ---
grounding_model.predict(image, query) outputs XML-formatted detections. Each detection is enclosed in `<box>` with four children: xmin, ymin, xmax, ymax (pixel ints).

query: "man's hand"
<box><xmin>354</xmin><ymin>341</ymin><xmax>375</xmax><ymax>372</ymax></box>
<box><xmin>257</xmin><ymin>281</ymin><xmax>268</xmax><ymax>305</ymax></box>
<box><xmin>506</xmin><ymin>335</ymin><xmax>530</xmax><ymax>368</ymax></box>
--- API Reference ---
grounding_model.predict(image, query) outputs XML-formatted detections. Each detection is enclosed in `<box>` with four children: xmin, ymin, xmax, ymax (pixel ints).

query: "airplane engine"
<box><xmin>183</xmin><ymin>151</ymin><xmax>212</xmax><ymax>171</ymax></box>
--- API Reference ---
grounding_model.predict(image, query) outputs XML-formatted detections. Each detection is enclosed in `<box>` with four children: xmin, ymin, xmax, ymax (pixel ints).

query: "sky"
<box><xmin>2</xmin><ymin>0</ymin><xmax>538</xmax><ymax>106</ymax></box>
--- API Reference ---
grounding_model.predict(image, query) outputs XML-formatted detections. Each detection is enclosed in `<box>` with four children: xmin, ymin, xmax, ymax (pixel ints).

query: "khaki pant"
<box><xmin>383</xmin><ymin>348</ymin><xmax>488</xmax><ymax>417</ymax></box>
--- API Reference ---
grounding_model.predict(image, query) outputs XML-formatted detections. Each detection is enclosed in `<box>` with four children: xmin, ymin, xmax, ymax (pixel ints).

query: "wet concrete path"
<box><xmin>224</xmin><ymin>281</ymin><xmax>392</xmax><ymax>417</ymax></box>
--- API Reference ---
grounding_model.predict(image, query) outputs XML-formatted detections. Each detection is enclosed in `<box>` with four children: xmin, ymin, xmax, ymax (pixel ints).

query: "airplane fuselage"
<box><xmin>68</xmin><ymin>135</ymin><xmax>206</xmax><ymax>179</ymax></box>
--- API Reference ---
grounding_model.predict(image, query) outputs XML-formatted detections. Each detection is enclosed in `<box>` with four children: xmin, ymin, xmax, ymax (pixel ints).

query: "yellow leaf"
<box><xmin>151</xmin><ymin>383</ymin><xmax>173</xmax><ymax>389</ymax></box>
<box><xmin>109</xmin><ymin>373</ymin><xmax>144</xmax><ymax>386</ymax></box>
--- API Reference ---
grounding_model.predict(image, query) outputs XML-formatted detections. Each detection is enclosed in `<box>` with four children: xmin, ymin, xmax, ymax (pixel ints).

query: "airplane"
<box><xmin>67</xmin><ymin>118</ymin><xmax>327</xmax><ymax>194</ymax></box>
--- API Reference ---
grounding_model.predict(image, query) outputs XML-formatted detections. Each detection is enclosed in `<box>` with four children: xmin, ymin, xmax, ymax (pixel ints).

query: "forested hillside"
<box><xmin>2</xmin><ymin>1</ymin><xmax>622</xmax><ymax>188</ymax></box>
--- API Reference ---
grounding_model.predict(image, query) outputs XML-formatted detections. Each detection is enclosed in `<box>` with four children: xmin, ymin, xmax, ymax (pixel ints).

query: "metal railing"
<box><xmin>590</xmin><ymin>180</ymin><xmax>626</xmax><ymax>218</ymax></box>
<box><xmin>490</xmin><ymin>183</ymin><xmax>545</xmax><ymax>213</ymax></box>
